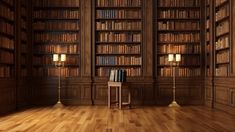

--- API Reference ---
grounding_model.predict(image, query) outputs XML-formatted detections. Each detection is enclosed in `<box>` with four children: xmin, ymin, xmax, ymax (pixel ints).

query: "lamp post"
<box><xmin>53</xmin><ymin>54</ymin><xmax>66</xmax><ymax>104</ymax></box>
<box><xmin>168</xmin><ymin>53</ymin><xmax>181</xmax><ymax>107</ymax></box>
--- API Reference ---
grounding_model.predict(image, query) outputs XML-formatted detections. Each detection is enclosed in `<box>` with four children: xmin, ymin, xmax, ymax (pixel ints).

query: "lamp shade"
<box><xmin>176</xmin><ymin>54</ymin><xmax>181</xmax><ymax>62</ymax></box>
<box><xmin>53</xmin><ymin>54</ymin><xmax>59</xmax><ymax>62</ymax></box>
<box><xmin>61</xmin><ymin>54</ymin><xmax>66</xmax><ymax>62</ymax></box>
<box><xmin>168</xmin><ymin>54</ymin><xmax>174</xmax><ymax>62</ymax></box>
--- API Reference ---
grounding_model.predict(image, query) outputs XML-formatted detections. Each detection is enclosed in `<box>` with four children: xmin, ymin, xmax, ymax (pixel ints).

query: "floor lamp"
<box><xmin>53</xmin><ymin>54</ymin><xmax>66</xmax><ymax>104</ymax></box>
<box><xmin>168</xmin><ymin>53</ymin><xmax>181</xmax><ymax>107</ymax></box>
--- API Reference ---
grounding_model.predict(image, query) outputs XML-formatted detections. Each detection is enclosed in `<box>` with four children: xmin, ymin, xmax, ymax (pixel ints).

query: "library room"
<box><xmin>0</xmin><ymin>0</ymin><xmax>235</xmax><ymax>131</ymax></box>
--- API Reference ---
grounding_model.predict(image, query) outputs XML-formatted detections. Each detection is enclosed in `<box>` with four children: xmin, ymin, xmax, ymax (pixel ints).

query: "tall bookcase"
<box><xmin>32</xmin><ymin>0</ymin><xmax>80</xmax><ymax>77</ymax></box>
<box><xmin>205</xmin><ymin>0</ymin><xmax>211</xmax><ymax>76</ymax></box>
<box><xmin>94</xmin><ymin>0</ymin><xmax>143</xmax><ymax>77</ymax></box>
<box><xmin>0</xmin><ymin>0</ymin><xmax>15</xmax><ymax>78</ymax></box>
<box><xmin>20</xmin><ymin>0</ymin><xmax>29</xmax><ymax>78</ymax></box>
<box><xmin>155</xmin><ymin>0</ymin><xmax>202</xmax><ymax>77</ymax></box>
<box><xmin>214</xmin><ymin>0</ymin><xmax>230</xmax><ymax>76</ymax></box>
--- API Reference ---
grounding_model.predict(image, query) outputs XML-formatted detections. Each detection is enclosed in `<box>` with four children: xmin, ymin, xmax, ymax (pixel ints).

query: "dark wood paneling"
<box><xmin>156</xmin><ymin>77</ymin><xmax>204</xmax><ymax>105</ymax></box>
<box><xmin>0</xmin><ymin>80</ymin><xmax>16</xmax><ymax>114</ymax></box>
<box><xmin>214</xmin><ymin>77</ymin><xmax>235</xmax><ymax>116</ymax></box>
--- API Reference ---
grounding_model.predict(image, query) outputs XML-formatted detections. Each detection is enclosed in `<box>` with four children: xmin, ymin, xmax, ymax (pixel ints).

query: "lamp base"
<box><xmin>54</xmin><ymin>100</ymin><xmax>63</xmax><ymax>108</ymax></box>
<box><xmin>168</xmin><ymin>101</ymin><xmax>180</xmax><ymax>107</ymax></box>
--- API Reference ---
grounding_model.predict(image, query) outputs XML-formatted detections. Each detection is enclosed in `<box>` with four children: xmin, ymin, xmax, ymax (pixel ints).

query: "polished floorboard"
<box><xmin>0</xmin><ymin>105</ymin><xmax>235</xmax><ymax>132</ymax></box>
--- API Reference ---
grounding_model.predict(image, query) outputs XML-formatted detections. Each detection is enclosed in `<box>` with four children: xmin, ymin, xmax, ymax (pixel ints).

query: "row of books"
<box><xmin>33</xmin><ymin>56</ymin><xmax>79</xmax><ymax>65</ymax></box>
<box><xmin>215</xmin><ymin>4</ymin><xmax>229</xmax><ymax>22</ymax></box>
<box><xmin>158</xmin><ymin>0</ymin><xmax>200</xmax><ymax>7</ymax></box>
<box><xmin>34</xmin><ymin>0</ymin><xmax>80</xmax><ymax>7</ymax></box>
<box><xmin>216</xmin><ymin>21</ymin><xmax>229</xmax><ymax>36</ymax></box>
<box><xmin>96</xmin><ymin>67</ymin><xmax>141</xmax><ymax>77</ymax></box>
<box><xmin>109</xmin><ymin>69</ymin><xmax>126</xmax><ymax>82</ymax></box>
<box><xmin>215</xmin><ymin>0</ymin><xmax>228</xmax><ymax>7</ymax></box>
<box><xmin>96</xmin><ymin>0</ymin><xmax>141</xmax><ymax>7</ymax></box>
<box><xmin>35</xmin><ymin>45</ymin><xmax>79</xmax><ymax>54</ymax></box>
<box><xmin>0</xmin><ymin>4</ymin><xmax>14</xmax><ymax>21</ymax></box>
<box><xmin>96</xmin><ymin>21</ymin><xmax>141</xmax><ymax>30</ymax></box>
<box><xmin>158</xmin><ymin>33</ymin><xmax>200</xmax><ymax>42</ymax></box>
<box><xmin>158</xmin><ymin>56</ymin><xmax>200</xmax><ymax>65</ymax></box>
<box><xmin>215</xmin><ymin>65</ymin><xmax>228</xmax><ymax>76</ymax></box>
<box><xmin>0</xmin><ymin>51</ymin><xmax>14</xmax><ymax>64</ymax></box>
<box><xmin>0</xmin><ymin>37</ymin><xmax>14</xmax><ymax>50</ymax></box>
<box><xmin>0</xmin><ymin>66</ymin><xmax>11</xmax><ymax>77</ymax></box>
<box><xmin>33</xmin><ymin>22</ymin><xmax>80</xmax><ymax>30</ymax></box>
<box><xmin>97</xmin><ymin>32</ymin><xmax>141</xmax><ymax>42</ymax></box>
<box><xmin>34</xmin><ymin>10</ymin><xmax>80</xmax><ymax>19</ymax></box>
<box><xmin>33</xmin><ymin>67</ymin><xmax>79</xmax><ymax>77</ymax></box>
<box><xmin>157</xmin><ymin>44</ymin><xmax>200</xmax><ymax>54</ymax></box>
<box><xmin>158</xmin><ymin>21</ymin><xmax>200</xmax><ymax>30</ymax></box>
<box><xmin>216</xmin><ymin>36</ymin><xmax>229</xmax><ymax>50</ymax></box>
<box><xmin>96</xmin><ymin>56</ymin><xmax>142</xmax><ymax>65</ymax></box>
<box><xmin>158</xmin><ymin>67</ymin><xmax>201</xmax><ymax>77</ymax></box>
<box><xmin>216</xmin><ymin>52</ymin><xmax>229</xmax><ymax>64</ymax></box>
<box><xmin>34</xmin><ymin>33</ymin><xmax>80</xmax><ymax>43</ymax></box>
<box><xmin>96</xmin><ymin>10</ymin><xmax>141</xmax><ymax>19</ymax></box>
<box><xmin>0</xmin><ymin>21</ymin><xmax>14</xmax><ymax>36</ymax></box>
<box><xmin>158</xmin><ymin>10</ymin><xmax>200</xmax><ymax>19</ymax></box>
<box><xmin>96</xmin><ymin>44</ymin><xmax>140</xmax><ymax>54</ymax></box>
<box><xmin>2</xmin><ymin>0</ymin><xmax>14</xmax><ymax>6</ymax></box>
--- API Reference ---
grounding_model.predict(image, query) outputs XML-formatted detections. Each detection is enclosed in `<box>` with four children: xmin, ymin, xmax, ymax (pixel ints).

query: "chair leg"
<box><xmin>108</xmin><ymin>86</ymin><xmax>110</xmax><ymax>108</ymax></box>
<box><xmin>119</xmin><ymin>86</ymin><xmax>122</xmax><ymax>109</ymax></box>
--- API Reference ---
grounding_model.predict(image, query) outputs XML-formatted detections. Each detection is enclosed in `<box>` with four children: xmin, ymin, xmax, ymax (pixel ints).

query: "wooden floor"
<box><xmin>0</xmin><ymin>105</ymin><xmax>235</xmax><ymax>132</ymax></box>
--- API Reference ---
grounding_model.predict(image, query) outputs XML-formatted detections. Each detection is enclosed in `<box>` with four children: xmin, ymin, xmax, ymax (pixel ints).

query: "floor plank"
<box><xmin>0</xmin><ymin>106</ymin><xmax>235</xmax><ymax>132</ymax></box>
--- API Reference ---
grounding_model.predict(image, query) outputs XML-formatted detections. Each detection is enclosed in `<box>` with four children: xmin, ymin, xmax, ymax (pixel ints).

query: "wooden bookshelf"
<box><xmin>32</xmin><ymin>0</ymin><xmax>80</xmax><ymax>77</ymax></box>
<box><xmin>20</xmin><ymin>0</ymin><xmax>29</xmax><ymax>77</ymax></box>
<box><xmin>94</xmin><ymin>0</ymin><xmax>143</xmax><ymax>77</ymax></box>
<box><xmin>214</xmin><ymin>0</ymin><xmax>230</xmax><ymax>77</ymax></box>
<box><xmin>205</xmin><ymin>0</ymin><xmax>211</xmax><ymax>76</ymax></box>
<box><xmin>155</xmin><ymin>0</ymin><xmax>202</xmax><ymax>77</ymax></box>
<box><xmin>0</xmin><ymin>0</ymin><xmax>15</xmax><ymax>78</ymax></box>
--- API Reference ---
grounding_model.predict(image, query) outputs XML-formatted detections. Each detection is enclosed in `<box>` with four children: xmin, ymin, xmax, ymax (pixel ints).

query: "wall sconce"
<box><xmin>53</xmin><ymin>54</ymin><xmax>66</xmax><ymax>104</ymax></box>
<box><xmin>168</xmin><ymin>53</ymin><xmax>181</xmax><ymax>107</ymax></box>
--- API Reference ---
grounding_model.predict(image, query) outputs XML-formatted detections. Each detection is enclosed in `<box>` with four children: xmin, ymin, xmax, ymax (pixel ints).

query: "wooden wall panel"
<box><xmin>0</xmin><ymin>80</ymin><xmax>16</xmax><ymax>114</ymax></box>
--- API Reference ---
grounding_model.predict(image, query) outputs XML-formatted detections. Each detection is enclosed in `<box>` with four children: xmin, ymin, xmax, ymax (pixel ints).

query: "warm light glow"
<box><xmin>168</xmin><ymin>54</ymin><xmax>174</xmax><ymax>62</ymax></box>
<box><xmin>53</xmin><ymin>54</ymin><xmax>59</xmax><ymax>62</ymax></box>
<box><xmin>61</xmin><ymin>54</ymin><xmax>66</xmax><ymax>62</ymax></box>
<box><xmin>176</xmin><ymin>54</ymin><xmax>181</xmax><ymax>62</ymax></box>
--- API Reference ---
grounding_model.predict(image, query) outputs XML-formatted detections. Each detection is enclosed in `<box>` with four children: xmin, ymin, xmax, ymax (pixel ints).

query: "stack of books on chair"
<box><xmin>109</xmin><ymin>69</ymin><xmax>126</xmax><ymax>82</ymax></box>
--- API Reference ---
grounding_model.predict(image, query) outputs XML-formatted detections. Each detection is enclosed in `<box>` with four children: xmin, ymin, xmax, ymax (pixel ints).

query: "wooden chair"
<box><xmin>108</xmin><ymin>81</ymin><xmax>131</xmax><ymax>109</ymax></box>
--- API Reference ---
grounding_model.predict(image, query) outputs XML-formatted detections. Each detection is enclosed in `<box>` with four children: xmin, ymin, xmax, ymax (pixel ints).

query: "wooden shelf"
<box><xmin>0</xmin><ymin>16</ymin><xmax>14</xmax><ymax>24</ymax></box>
<box><xmin>34</xmin><ymin>41</ymin><xmax>80</xmax><ymax>45</ymax></box>
<box><xmin>34</xmin><ymin>30</ymin><xmax>80</xmax><ymax>33</ymax></box>
<box><xmin>0</xmin><ymin>47</ymin><xmax>14</xmax><ymax>52</ymax></box>
<box><xmin>96</xmin><ymin>65</ymin><xmax>141</xmax><ymax>67</ymax></box>
<box><xmin>96</xmin><ymin>6</ymin><xmax>141</xmax><ymax>9</ymax></box>
<box><xmin>216</xmin><ymin>16</ymin><xmax>230</xmax><ymax>24</ymax></box>
<box><xmin>216</xmin><ymin>32</ymin><xmax>229</xmax><ymax>38</ymax></box>
<box><xmin>216</xmin><ymin>47</ymin><xmax>230</xmax><ymax>52</ymax></box>
<box><xmin>216</xmin><ymin>0</ymin><xmax>229</xmax><ymax>9</ymax></box>
<box><xmin>34</xmin><ymin>7</ymin><xmax>80</xmax><ymax>10</ymax></box>
<box><xmin>157</xmin><ymin>18</ymin><xmax>200</xmax><ymax>21</ymax></box>
<box><xmin>0</xmin><ymin>32</ymin><xmax>15</xmax><ymax>39</ymax></box>
<box><xmin>33</xmin><ymin>18</ymin><xmax>80</xmax><ymax>21</ymax></box>
<box><xmin>157</xmin><ymin>6</ymin><xmax>200</xmax><ymax>9</ymax></box>
<box><xmin>96</xmin><ymin>18</ymin><xmax>141</xmax><ymax>20</ymax></box>
<box><xmin>157</xmin><ymin>30</ymin><xmax>200</xmax><ymax>33</ymax></box>
<box><xmin>96</xmin><ymin>42</ymin><xmax>141</xmax><ymax>44</ymax></box>
<box><xmin>0</xmin><ymin>1</ymin><xmax>14</xmax><ymax>9</ymax></box>
<box><xmin>96</xmin><ymin>53</ymin><xmax>141</xmax><ymax>56</ymax></box>
<box><xmin>96</xmin><ymin>30</ymin><xmax>141</xmax><ymax>32</ymax></box>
